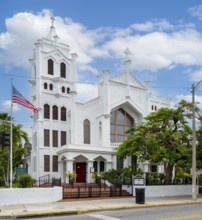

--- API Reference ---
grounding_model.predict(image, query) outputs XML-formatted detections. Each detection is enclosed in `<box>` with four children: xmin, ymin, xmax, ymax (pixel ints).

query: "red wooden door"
<box><xmin>76</xmin><ymin>162</ymin><xmax>86</xmax><ymax>182</ymax></box>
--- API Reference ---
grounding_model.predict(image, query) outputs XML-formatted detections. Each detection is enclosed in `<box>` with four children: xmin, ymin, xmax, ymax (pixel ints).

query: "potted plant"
<box><xmin>92</xmin><ymin>172</ymin><xmax>104</xmax><ymax>184</ymax></box>
<box><xmin>65</xmin><ymin>171</ymin><xmax>77</xmax><ymax>184</ymax></box>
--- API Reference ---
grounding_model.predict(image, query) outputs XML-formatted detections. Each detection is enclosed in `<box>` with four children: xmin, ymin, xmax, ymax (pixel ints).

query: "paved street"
<box><xmin>23</xmin><ymin>204</ymin><xmax>202</xmax><ymax>220</ymax></box>
<box><xmin>1</xmin><ymin>196</ymin><xmax>202</xmax><ymax>219</ymax></box>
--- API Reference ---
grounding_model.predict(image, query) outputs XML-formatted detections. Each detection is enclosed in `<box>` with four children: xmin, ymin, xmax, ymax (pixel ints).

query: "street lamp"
<box><xmin>191</xmin><ymin>80</ymin><xmax>202</xmax><ymax>201</ymax></box>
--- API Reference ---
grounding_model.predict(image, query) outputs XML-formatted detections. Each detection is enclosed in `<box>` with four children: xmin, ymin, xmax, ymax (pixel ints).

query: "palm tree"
<box><xmin>0</xmin><ymin>113</ymin><xmax>29</xmax><ymax>186</ymax></box>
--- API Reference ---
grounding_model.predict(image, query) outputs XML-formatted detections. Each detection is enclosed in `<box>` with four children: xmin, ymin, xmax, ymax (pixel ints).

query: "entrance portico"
<box><xmin>59</xmin><ymin>153</ymin><xmax>112</xmax><ymax>183</ymax></box>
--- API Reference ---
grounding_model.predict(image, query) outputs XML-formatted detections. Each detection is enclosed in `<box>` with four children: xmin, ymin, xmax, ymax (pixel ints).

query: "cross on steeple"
<box><xmin>47</xmin><ymin>16</ymin><xmax>59</xmax><ymax>41</ymax></box>
<box><xmin>124</xmin><ymin>48</ymin><xmax>132</xmax><ymax>73</ymax></box>
<box><xmin>124</xmin><ymin>48</ymin><xmax>131</xmax><ymax>61</ymax></box>
<box><xmin>50</xmin><ymin>16</ymin><xmax>55</xmax><ymax>28</ymax></box>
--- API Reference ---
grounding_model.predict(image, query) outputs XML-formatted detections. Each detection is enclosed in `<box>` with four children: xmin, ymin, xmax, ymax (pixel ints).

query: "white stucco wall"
<box><xmin>0</xmin><ymin>187</ymin><xmax>63</xmax><ymax>205</ymax></box>
<box><xmin>133</xmin><ymin>185</ymin><xmax>198</xmax><ymax>198</ymax></box>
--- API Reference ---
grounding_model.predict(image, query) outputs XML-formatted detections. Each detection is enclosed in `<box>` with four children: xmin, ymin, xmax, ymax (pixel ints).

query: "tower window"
<box><xmin>48</xmin><ymin>59</ymin><xmax>54</xmax><ymax>75</ymax></box>
<box><xmin>44</xmin><ymin>129</ymin><xmax>50</xmax><ymax>147</ymax></box>
<box><xmin>52</xmin><ymin>105</ymin><xmax>58</xmax><ymax>120</ymax></box>
<box><xmin>52</xmin><ymin>130</ymin><xmax>58</xmax><ymax>147</ymax></box>
<box><xmin>61</xmin><ymin>131</ymin><xmax>66</xmax><ymax>146</ymax></box>
<box><xmin>44</xmin><ymin>83</ymin><xmax>48</xmax><ymax>89</ymax></box>
<box><xmin>60</xmin><ymin>62</ymin><xmax>66</xmax><ymax>78</ymax></box>
<box><xmin>44</xmin><ymin>104</ymin><xmax>50</xmax><ymax>119</ymax></box>
<box><xmin>49</xmin><ymin>84</ymin><xmax>53</xmax><ymax>90</ymax></box>
<box><xmin>52</xmin><ymin>155</ymin><xmax>58</xmax><ymax>172</ymax></box>
<box><xmin>67</xmin><ymin>87</ymin><xmax>70</xmax><ymax>94</ymax></box>
<box><xmin>84</xmin><ymin>119</ymin><xmax>90</xmax><ymax>144</ymax></box>
<box><xmin>61</xmin><ymin>107</ymin><xmax>66</xmax><ymax>121</ymax></box>
<box><xmin>62</xmin><ymin>86</ymin><xmax>65</xmax><ymax>93</ymax></box>
<box><xmin>44</xmin><ymin>155</ymin><xmax>50</xmax><ymax>172</ymax></box>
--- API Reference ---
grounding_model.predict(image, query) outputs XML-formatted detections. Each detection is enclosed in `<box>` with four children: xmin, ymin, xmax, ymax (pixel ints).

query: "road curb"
<box><xmin>1</xmin><ymin>200</ymin><xmax>202</xmax><ymax>219</ymax></box>
<box><xmin>0</xmin><ymin>210</ymin><xmax>79</xmax><ymax>219</ymax></box>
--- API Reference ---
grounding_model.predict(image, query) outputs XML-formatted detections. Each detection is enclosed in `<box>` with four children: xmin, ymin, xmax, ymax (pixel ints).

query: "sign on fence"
<box><xmin>133</xmin><ymin>175</ymin><xmax>144</xmax><ymax>186</ymax></box>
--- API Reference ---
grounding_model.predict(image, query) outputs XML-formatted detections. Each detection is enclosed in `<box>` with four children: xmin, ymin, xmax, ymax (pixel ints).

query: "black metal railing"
<box><xmin>62</xmin><ymin>184</ymin><xmax>126</xmax><ymax>199</ymax></box>
<box><xmin>145</xmin><ymin>178</ymin><xmax>192</xmax><ymax>186</ymax></box>
<box><xmin>38</xmin><ymin>174</ymin><xmax>50</xmax><ymax>187</ymax></box>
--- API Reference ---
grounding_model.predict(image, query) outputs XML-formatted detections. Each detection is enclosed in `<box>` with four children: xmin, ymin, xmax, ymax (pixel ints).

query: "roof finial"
<box><xmin>50</xmin><ymin>16</ymin><xmax>55</xmax><ymax>28</ymax></box>
<box><xmin>124</xmin><ymin>48</ymin><xmax>132</xmax><ymax>73</ymax></box>
<box><xmin>47</xmin><ymin>16</ymin><xmax>59</xmax><ymax>41</ymax></box>
<box><xmin>124</xmin><ymin>48</ymin><xmax>131</xmax><ymax>61</ymax></box>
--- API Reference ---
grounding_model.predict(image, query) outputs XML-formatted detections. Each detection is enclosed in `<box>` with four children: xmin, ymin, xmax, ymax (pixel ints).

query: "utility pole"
<box><xmin>191</xmin><ymin>84</ymin><xmax>197</xmax><ymax>201</ymax></box>
<box><xmin>191</xmin><ymin>80</ymin><xmax>202</xmax><ymax>201</ymax></box>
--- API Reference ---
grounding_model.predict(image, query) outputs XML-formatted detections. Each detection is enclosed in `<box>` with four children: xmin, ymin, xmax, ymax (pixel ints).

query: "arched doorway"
<box><xmin>74</xmin><ymin>155</ymin><xmax>88</xmax><ymax>183</ymax></box>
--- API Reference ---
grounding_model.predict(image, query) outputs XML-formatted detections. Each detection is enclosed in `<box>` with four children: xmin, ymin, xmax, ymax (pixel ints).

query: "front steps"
<box><xmin>62</xmin><ymin>182</ymin><xmax>131</xmax><ymax>199</ymax></box>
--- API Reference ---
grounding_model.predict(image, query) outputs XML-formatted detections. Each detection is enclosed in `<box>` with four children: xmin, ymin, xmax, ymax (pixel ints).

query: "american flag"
<box><xmin>12</xmin><ymin>85</ymin><xmax>38</xmax><ymax>113</ymax></box>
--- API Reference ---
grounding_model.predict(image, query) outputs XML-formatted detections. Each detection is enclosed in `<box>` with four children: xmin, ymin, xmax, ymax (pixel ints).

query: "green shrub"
<box><xmin>101</xmin><ymin>167</ymin><xmax>143</xmax><ymax>187</ymax></box>
<box><xmin>146</xmin><ymin>172</ymin><xmax>165</xmax><ymax>185</ymax></box>
<box><xmin>16</xmin><ymin>174</ymin><xmax>36</xmax><ymax>188</ymax></box>
<box><xmin>198</xmin><ymin>174</ymin><xmax>202</xmax><ymax>185</ymax></box>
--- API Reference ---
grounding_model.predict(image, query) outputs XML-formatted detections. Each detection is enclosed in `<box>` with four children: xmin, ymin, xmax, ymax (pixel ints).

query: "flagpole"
<box><xmin>10</xmin><ymin>79</ymin><xmax>13</xmax><ymax>188</ymax></box>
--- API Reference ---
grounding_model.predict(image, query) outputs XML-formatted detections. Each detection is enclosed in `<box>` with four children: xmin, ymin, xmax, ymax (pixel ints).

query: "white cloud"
<box><xmin>131</xmin><ymin>19</ymin><xmax>174</xmax><ymax>32</ymax></box>
<box><xmin>1</xmin><ymin>10</ymin><xmax>202</xmax><ymax>81</ymax></box>
<box><xmin>188</xmin><ymin>5</ymin><xmax>202</xmax><ymax>20</ymax></box>
<box><xmin>2</xmin><ymin>100</ymin><xmax>20</xmax><ymax>113</ymax></box>
<box><xmin>101</xmin><ymin>28</ymin><xmax>202</xmax><ymax>71</ymax></box>
<box><xmin>76</xmin><ymin>83</ymin><xmax>98</xmax><ymax>103</ymax></box>
<box><xmin>176</xmin><ymin>94</ymin><xmax>202</xmax><ymax>111</ymax></box>
<box><xmin>188</xmin><ymin>68</ymin><xmax>202</xmax><ymax>82</ymax></box>
<box><xmin>0</xmin><ymin>9</ymin><xmax>100</xmax><ymax>73</ymax></box>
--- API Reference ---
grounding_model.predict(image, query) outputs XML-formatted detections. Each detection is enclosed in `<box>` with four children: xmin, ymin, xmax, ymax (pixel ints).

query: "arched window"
<box><xmin>60</xmin><ymin>62</ymin><xmax>66</xmax><ymax>78</ymax></box>
<box><xmin>62</xmin><ymin>86</ymin><xmax>65</xmax><ymax>93</ymax></box>
<box><xmin>131</xmin><ymin>155</ymin><xmax>137</xmax><ymax>170</ymax></box>
<box><xmin>100</xmin><ymin>161</ymin><xmax>104</xmax><ymax>172</ymax></box>
<box><xmin>52</xmin><ymin>105</ymin><xmax>58</xmax><ymax>120</ymax></box>
<box><xmin>44</xmin><ymin>83</ymin><xmax>48</xmax><ymax>89</ymax></box>
<box><xmin>61</xmin><ymin>107</ymin><xmax>66</xmax><ymax>121</ymax></box>
<box><xmin>67</xmin><ymin>87</ymin><xmax>70</xmax><ymax>94</ymax></box>
<box><xmin>110</xmin><ymin>108</ymin><xmax>134</xmax><ymax>143</ymax></box>
<box><xmin>49</xmin><ymin>84</ymin><xmax>53</xmax><ymax>90</ymax></box>
<box><xmin>117</xmin><ymin>157</ymin><xmax>123</xmax><ymax>170</ymax></box>
<box><xmin>84</xmin><ymin>119</ymin><xmax>90</xmax><ymax>144</ymax></box>
<box><xmin>93</xmin><ymin>161</ymin><xmax>97</xmax><ymax>173</ymax></box>
<box><xmin>99</xmin><ymin>121</ymin><xmax>102</xmax><ymax>141</ymax></box>
<box><xmin>44</xmin><ymin>104</ymin><xmax>50</xmax><ymax>119</ymax></box>
<box><xmin>48</xmin><ymin>59</ymin><xmax>54</xmax><ymax>75</ymax></box>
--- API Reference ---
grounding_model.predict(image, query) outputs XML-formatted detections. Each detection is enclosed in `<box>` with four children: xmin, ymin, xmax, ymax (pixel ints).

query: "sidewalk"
<box><xmin>0</xmin><ymin>196</ymin><xmax>202</xmax><ymax>219</ymax></box>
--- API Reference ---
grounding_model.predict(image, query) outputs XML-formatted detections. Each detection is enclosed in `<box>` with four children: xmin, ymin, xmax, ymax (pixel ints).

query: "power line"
<box><xmin>0</xmin><ymin>72</ymin><xmax>191</xmax><ymax>90</ymax></box>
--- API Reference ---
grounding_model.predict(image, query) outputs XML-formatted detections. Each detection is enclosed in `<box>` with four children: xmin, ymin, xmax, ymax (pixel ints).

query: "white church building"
<box><xmin>29</xmin><ymin>17</ymin><xmax>172</xmax><ymax>183</ymax></box>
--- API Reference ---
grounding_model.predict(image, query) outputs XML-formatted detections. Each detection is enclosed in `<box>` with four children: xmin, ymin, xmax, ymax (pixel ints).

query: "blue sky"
<box><xmin>1</xmin><ymin>0</ymin><xmax>202</xmax><ymax>135</ymax></box>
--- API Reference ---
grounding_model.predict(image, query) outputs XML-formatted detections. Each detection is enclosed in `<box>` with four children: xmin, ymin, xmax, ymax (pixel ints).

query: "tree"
<box><xmin>196</xmin><ymin>127</ymin><xmax>202</xmax><ymax>169</ymax></box>
<box><xmin>0</xmin><ymin>113</ymin><xmax>29</xmax><ymax>186</ymax></box>
<box><xmin>117</xmin><ymin>100</ymin><xmax>198</xmax><ymax>184</ymax></box>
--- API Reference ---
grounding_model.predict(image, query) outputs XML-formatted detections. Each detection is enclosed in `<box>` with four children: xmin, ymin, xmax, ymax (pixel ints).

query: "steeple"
<box><xmin>124</xmin><ymin>48</ymin><xmax>132</xmax><ymax>74</ymax></box>
<box><xmin>47</xmin><ymin>16</ymin><xmax>59</xmax><ymax>41</ymax></box>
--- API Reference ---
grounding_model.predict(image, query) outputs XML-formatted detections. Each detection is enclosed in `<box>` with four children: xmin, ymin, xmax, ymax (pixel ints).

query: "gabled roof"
<box><xmin>109</xmin><ymin>72</ymin><xmax>146</xmax><ymax>89</ymax></box>
<box><xmin>43</xmin><ymin>48</ymin><xmax>71</xmax><ymax>62</ymax></box>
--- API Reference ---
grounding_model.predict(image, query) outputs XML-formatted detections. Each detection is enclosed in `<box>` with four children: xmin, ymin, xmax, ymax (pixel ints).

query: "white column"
<box><xmin>58</xmin><ymin>161</ymin><xmax>64</xmax><ymax>182</ymax></box>
<box><xmin>143</xmin><ymin>163</ymin><xmax>149</xmax><ymax>173</ymax></box>
<box><xmin>65</xmin><ymin>159</ymin><xmax>74</xmax><ymax>183</ymax></box>
<box><xmin>87</xmin><ymin>160</ymin><xmax>94</xmax><ymax>183</ymax></box>
<box><xmin>112</xmin><ymin>155</ymin><xmax>117</xmax><ymax>169</ymax></box>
